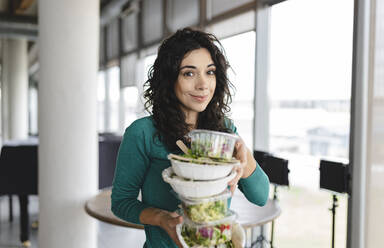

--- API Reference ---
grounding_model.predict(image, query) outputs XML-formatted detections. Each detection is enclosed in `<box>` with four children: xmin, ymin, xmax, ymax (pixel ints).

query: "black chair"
<box><xmin>98</xmin><ymin>134</ymin><xmax>122</xmax><ymax>189</ymax></box>
<box><xmin>0</xmin><ymin>195</ymin><xmax>13</xmax><ymax>222</ymax></box>
<box><xmin>0</xmin><ymin>135</ymin><xmax>122</xmax><ymax>245</ymax></box>
<box><xmin>0</xmin><ymin>145</ymin><xmax>38</xmax><ymax>245</ymax></box>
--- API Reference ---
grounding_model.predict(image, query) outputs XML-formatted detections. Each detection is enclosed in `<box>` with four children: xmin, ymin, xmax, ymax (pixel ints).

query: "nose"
<box><xmin>196</xmin><ymin>74</ymin><xmax>209</xmax><ymax>90</ymax></box>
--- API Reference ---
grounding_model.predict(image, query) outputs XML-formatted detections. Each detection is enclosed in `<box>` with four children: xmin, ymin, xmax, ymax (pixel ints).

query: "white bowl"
<box><xmin>162</xmin><ymin>167</ymin><xmax>236</xmax><ymax>198</ymax></box>
<box><xmin>176</xmin><ymin>221</ymin><xmax>245</xmax><ymax>248</ymax></box>
<box><xmin>168</xmin><ymin>155</ymin><xmax>238</xmax><ymax>181</ymax></box>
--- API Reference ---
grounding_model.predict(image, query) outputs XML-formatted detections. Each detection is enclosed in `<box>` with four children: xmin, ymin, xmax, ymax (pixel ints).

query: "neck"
<box><xmin>184</xmin><ymin>111</ymin><xmax>198</xmax><ymax>130</ymax></box>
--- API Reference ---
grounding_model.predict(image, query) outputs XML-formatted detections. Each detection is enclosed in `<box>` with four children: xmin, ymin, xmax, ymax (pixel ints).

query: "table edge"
<box><xmin>84</xmin><ymin>202</ymin><xmax>144</xmax><ymax>229</ymax></box>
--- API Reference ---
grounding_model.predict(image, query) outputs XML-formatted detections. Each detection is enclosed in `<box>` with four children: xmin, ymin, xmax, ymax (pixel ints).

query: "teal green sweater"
<box><xmin>111</xmin><ymin>116</ymin><xmax>270</xmax><ymax>248</ymax></box>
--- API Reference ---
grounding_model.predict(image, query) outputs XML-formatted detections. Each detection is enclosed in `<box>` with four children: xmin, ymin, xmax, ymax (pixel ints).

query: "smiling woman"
<box><xmin>111</xmin><ymin>28</ymin><xmax>270</xmax><ymax>248</ymax></box>
<box><xmin>143</xmin><ymin>28</ymin><xmax>234</xmax><ymax>151</ymax></box>
<box><xmin>174</xmin><ymin>48</ymin><xmax>217</xmax><ymax>126</ymax></box>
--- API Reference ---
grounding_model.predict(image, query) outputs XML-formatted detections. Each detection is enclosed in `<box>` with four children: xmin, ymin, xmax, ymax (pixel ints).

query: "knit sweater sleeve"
<box><xmin>111</xmin><ymin>119</ymin><xmax>151</xmax><ymax>224</ymax></box>
<box><xmin>227</xmin><ymin>119</ymin><xmax>270</xmax><ymax>206</ymax></box>
<box><xmin>238</xmin><ymin>163</ymin><xmax>270</xmax><ymax>206</ymax></box>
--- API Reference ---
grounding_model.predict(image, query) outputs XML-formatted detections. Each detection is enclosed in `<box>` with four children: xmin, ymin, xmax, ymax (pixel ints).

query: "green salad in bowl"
<box><xmin>188</xmin><ymin>130</ymin><xmax>238</xmax><ymax>160</ymax></box>
<box><xmin>180</xmin><ymin>210</ymin><xmax>237</xmax><ymax>247</ymax></box>
<box><xmin>180</xmin><ymin>189</ymin><xmax>231</xmax><ymax>223</ymax></box>
<box><xmin>181</xmin><ymin>224</ymin><xmax>234</xmax><ymax>248</ymax></box>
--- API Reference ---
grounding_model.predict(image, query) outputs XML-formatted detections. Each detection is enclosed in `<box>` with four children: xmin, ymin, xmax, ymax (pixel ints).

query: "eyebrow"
<box><xmin>179</xmin><ymin>63</ymin><xmax>216</xmax><ymax>70</ymax></box>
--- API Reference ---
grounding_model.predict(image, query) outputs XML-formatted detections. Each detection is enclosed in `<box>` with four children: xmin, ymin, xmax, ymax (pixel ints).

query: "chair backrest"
<box><xmin>0</xmin><ymin>145</ymin><xmax>38</xmax><ymax>195</ymax></box>
<box><xmin>98</xmin><ymin>137</ymin><xmax>122</xmax><ymax>189</ymax></box>
<box><xmin>0</xmin><ymin>135</ymin><xmax>123</xmax><ymax>194</ymax></box>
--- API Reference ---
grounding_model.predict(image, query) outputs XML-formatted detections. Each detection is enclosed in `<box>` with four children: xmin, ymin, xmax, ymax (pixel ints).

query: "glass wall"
<box><xmin>268</xmin><ymin>0</ymin><xmax>354</xmax><ymax>247</ymax></box>
<box><xmin>121</xmin><ymin>86</ymin><xmax>139</xmax><ymax>128</ymax></box>
<box><xmin>221</xmin><ymin>31</ymin><xmax>256</xmax><ymax>148</ymax></box>
<box><xmin>28</xmin><ymin>86</ymin><xmax>38</xmax><ymax>136</ymax></box>
<box><xmin>97</xmin><ymin>66</ymin><xmax>120</xmax><ymax>134</ymax></box>
<box><xmin>97</xmin><ymin>70</ymin><xmax>106</xmax><ymax>132</ymax></box>
<box><xmin>107</xmin><ymin>66</ymin><xmax>120</xmax><ymax>133</ymax></box>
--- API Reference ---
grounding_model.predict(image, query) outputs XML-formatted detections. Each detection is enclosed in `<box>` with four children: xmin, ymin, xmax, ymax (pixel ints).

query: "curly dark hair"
<box><xmin>144</xmin><ymin>27</ymin><xmax>234</xmax><ymax>151</ymax></box>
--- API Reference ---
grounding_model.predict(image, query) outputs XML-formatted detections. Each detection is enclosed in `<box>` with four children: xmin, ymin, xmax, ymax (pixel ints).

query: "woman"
<box><xmin>111</xmin><ymin>28</ymin><xmax>270</xmax><ymax>248</ymax></box>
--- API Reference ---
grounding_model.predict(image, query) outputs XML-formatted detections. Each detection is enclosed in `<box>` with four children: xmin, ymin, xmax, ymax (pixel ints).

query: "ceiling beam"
<box><xmin>0</xmin><ymin>14</ymin><xmax>37</xmax><ymax>40</ymax></box>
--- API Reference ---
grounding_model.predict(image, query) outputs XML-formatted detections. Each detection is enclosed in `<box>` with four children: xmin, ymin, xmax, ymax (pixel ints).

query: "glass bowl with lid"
<box><xmin>179</xmin><ymin>189</ymin><xmax>232</xmax><ymax>224</ymax></box>
<box><xmin>188</xmin><ymin>129</ymin><xmax>239</xmax><ymax>161</ymax></box>
<box><xmin>176</xmin><ymin>210</ymin><xmax>244</xmax><ymax>248</ymax></box>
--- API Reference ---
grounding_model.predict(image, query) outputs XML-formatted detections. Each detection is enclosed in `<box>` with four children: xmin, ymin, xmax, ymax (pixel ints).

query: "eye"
<box><xmin>183</xmin><ymin>71</ymin><xmax>194</xmax><ymax>77</ymax></box>
<box><xmin>207</xmin><ymin>69</ymin><xmax>216</xmax><ymax>75</ymax></box>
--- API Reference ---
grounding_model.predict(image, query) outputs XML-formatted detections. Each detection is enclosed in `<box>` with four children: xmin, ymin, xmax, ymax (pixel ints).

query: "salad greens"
<box><xmin>184</xmin><ymin>200</ymin><xmax>227</xmax><ymax>223</ymax></box>
<box><xmin>188</xmin><ymin>130</ymin><xmax>238</xmax><ymax>161</ymax></box>
<box><xmin>181</xmin><ymin>223</ymin><xmax>234</xmax><ymax>247</ymax></box>
<box><xmin>181</xmin><ymin>153</ymin><xmax>233</xmax><ymax>164</ymax></box>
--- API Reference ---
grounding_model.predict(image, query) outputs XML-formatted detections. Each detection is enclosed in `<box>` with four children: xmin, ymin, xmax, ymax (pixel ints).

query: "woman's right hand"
<box><xmin>157</xmin><ymin>210</ymin><xmax>184</xmax><ymax>247</ymax></box>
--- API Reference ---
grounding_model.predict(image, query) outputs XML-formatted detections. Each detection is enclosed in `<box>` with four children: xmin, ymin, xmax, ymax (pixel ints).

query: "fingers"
<box><xmin>168</xmin><ymin>212</ymin><xmax>183</xmax><ymax>226</ymax></box>
<box><xmin>169</xmin><ymin>216</ymin><xmax>183</xmax><ymax>247</ymax></box>
<box><xmin>229</xmin><ymin>184</ymin><xmax>238</xmax><ymax>194</ymax></box>
<box><xmin>228</xmin><ymin>168</ymin><xmax>242</xmax><ymax>195</ymax></box>
<box><xmin>169</xmin><ymin>211</ymin><xmax>181</xmax><ymax>218</ymax></box>
<box><xmin>234</xmin><ymin>141</ymin><xmax>247</xmax><ymax>165</ymax></box>
<box><xmin>228</xmin><ymin>168</ymin><xmax>243</xmax><ymax>185</ymax></box>
<box><xmin>172</xmin><ymin>216</ymin><xmax>183</xmax><ymax>226</ymax></box>
<box><xmin>168</xmin><ymin>227</ymin><xmax>183</xmax><ymax>248</ymax></box>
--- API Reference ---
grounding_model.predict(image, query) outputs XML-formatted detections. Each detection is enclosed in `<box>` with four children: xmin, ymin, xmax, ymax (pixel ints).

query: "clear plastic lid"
<box><xmin>179</xmin><ymin>188</ymin><xmax>232</xmax><ymax>205</ymax></box>
<box><xmin>188</xmin><ymin>129</ymin><xmax>239</xmax><ymax>140</ymax></box>
<box><xmin>168</xmin><ymin>153</ymin><xmax>240</xmax><ymax>165</ymax></box>
<box><xmin>183</xmin><ymin>209</ymin><xmax>238</xmax><ymax>227</ymax></box>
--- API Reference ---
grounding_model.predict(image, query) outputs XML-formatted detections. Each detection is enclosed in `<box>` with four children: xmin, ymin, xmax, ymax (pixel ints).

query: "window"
<box><xmin>268</xmin><ymin>0</ymin><xmax>354</xmax><ymax>247</ymax></box>
<box><xmin>121</xmin><ymin>86</ymin><xmax>139</xmax><ymax>128</ymax></box>
<box><xmin>221</xmin><ymin>31</ymin><xmax>256</xmax><ymax>148</ymax></box>
<box><xmin>107</xmin><ymin>66</ymin><xmax>120</xmax><ymax>133</ymax></box>
<box><xmin>140</xmin><ymin>54</ymin><xmax>157</xmax><ymax>115</ymax></box>
<box><xmin>143</xmin><ymin>54</ymin><xmax>157</xmax><ymax>83</ymax></box>
<box><xmin>97</xmin><ymin>70</ymin><xmax>106</xmax><ymax>132</ymax></box>
<box><xmin>98</xmin><ymin>67</ymin><xmax>120</xmax><ymax>133</ymax></box>
<box><xmin>28</xmin><ymin>86</ymin><xmax>38</xmax><ymax>136</ymax></box>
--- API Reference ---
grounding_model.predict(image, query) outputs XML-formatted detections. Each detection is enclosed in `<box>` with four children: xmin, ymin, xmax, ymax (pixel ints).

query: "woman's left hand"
<box><xmin>228</xmin><ymin>139</ymin><xmax>247</xmax><ymax>194</ymax></box>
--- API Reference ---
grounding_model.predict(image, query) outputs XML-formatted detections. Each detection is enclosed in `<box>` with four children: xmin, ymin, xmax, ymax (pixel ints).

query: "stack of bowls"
<box><xmin>162</xmin><ymin>130</ymin><xmax>245</xmax><ymax>248</ymax></box>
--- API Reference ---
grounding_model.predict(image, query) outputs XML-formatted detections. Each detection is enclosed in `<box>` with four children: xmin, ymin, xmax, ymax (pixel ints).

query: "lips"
<box><xmin>190</xmin><ymin>94</ymin><xmax>208</xmax><ymax>102</ymax></box>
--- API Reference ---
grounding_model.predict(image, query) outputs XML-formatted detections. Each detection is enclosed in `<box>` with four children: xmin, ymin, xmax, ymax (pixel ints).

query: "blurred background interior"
<box><xmin>0</xmin><ymin>0</ymin><xmax>383</xmax><ymax>248</ymax></box>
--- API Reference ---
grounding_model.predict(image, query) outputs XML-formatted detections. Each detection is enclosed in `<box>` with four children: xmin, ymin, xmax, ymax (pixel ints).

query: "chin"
<box><xmin>194</xmin><ymin>105</ymin><xmax>209</xmax><ymax>113</ymax></box>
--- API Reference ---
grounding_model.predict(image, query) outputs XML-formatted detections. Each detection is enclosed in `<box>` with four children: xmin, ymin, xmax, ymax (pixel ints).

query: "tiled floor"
<box><xmin>0</xmin><ymin>196</ymin><xmax>146</xmax><ymax>248</ymax></box>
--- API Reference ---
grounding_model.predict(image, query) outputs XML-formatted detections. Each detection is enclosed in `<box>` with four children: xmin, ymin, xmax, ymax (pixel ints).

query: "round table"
<box><xmin>84</xmin><ymin>189</ymin><xmax>144</xmax><ymax>229</ymax></box>
<box><xmin>231</xmin><ymin>191</ymin><xmax>281</xmax><ymax>229</ymax></box>
<box><xmin>85</xmin><ymin>188</ymin><xmax>281</xmax><ymax>230</ymax></box>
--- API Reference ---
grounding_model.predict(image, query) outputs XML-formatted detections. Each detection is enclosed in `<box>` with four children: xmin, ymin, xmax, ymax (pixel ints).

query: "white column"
<box><xmin>365</xmin><ymin>0</ymin><xmax>384</xmax><ymax>247</ymax></box>
<box><xmin>38</xmin><ymin>0</ymin><xmax>99</xmax><ymax>248</ymax></box>
<box><xmin>348</xmin><ymin>0</ymin><xmax>384</xmax><ymax>247</ymax></box>
<box><xmin>1</xmin><ymin>39</ymin><xmax>29</xmax><ymax>141</ymax></box>
<box><xmin>253</xmin><ymin>3</ymin><xmax>270</xmax><ymax>151</ymax></box>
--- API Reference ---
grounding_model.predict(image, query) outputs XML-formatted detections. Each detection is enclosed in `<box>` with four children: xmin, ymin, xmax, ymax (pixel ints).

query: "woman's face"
<box><xmin>174</xmin><ymin>48</ymin><xmax>216</xmax><ymax>118</ymax></box>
